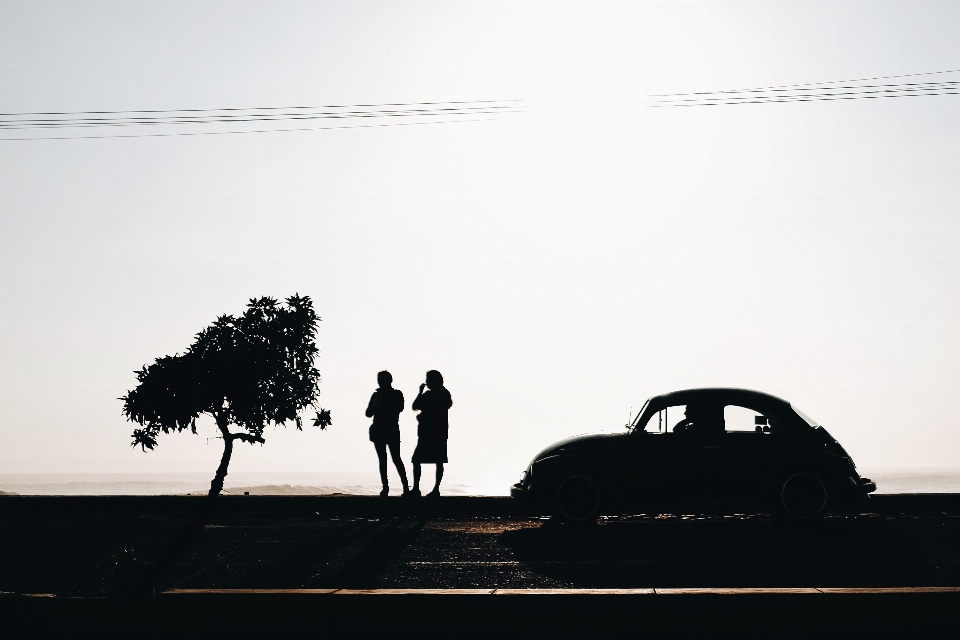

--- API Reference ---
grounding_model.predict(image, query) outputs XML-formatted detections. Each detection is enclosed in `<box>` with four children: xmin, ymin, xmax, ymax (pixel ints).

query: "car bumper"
<box><xmin>858</xmin><ymin>477</ymin><xmax>877</xmax><ymax>494</ymax></box>
<box><xmin>839</xmin><ymin>476</ymin><xmax>876</xmax><ymax>506</ymax></box>
<box><xmin>510</xmin><ymin>482</ymin><xmax>530</xmax><ymax>499</ymax></box>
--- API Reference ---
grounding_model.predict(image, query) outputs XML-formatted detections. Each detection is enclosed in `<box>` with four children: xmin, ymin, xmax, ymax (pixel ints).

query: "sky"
<box><xmin>1</xmin><ymin>0</ymin><xmax>959</xmax><ymax>487</ymax></box>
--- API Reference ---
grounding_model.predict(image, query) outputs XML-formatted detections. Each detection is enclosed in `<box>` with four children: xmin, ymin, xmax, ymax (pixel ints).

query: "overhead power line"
<box><xmin>649</xmin><ymin>80</ymin><xmax>959</xmax><ymax>99</ymax></box>
<box><xmin>648</xmin><ymin>84</ymin><xmax>960</xmax><ymax>107</ymax></box>
<box><xmin>644</xmin><ymin>70</ymin><xmax>960</xmax><ymax>108</ymax></box>
<box><xmin>0</xmin><ymin>106</ymin><xmax>519</xmax><ymax>130</ymax></box>
<box><xmin>1</xmin><ymin>115</ymin><xmax>512</xmax><ymax>142</ymax></box>
<box><xmin>647</xmin><ymin>68</ymin><xmax>960</xmax><ymax>97</ymax></box>
<box><xmin>0</xmin><ymin>99</ymin><xmax>523</xmax><ymax>140</ymax></box>
<box><xmin>0</xmin><ymin>99</ymin><xmax>520</xmax><ymax>118</ymax></box>
<box><xmin>651</xmin><ymin>90</ymin><xmax>960</xmax><ymax>108</ymax></box>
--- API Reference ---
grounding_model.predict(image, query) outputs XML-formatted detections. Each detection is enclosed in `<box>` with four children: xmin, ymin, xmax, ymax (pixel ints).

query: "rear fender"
<box><xmin>770</xmin><ymin>457</ymin><xmax>845</xmax><ymax>511</ymax></box>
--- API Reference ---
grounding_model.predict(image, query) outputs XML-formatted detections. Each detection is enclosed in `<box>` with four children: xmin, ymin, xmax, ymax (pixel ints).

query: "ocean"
<box><xmin>0</xmin><ymin>471</ymin><xmax>519</xmax><ymax>497</ymax></box>
<box><xmin>1</xmin><ymin>469</ymin><xmax>958</xmax><ymax>496</ymax></box>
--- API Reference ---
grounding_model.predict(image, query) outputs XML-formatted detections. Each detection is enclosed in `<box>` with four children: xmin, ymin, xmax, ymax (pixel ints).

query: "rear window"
<box><xmin>790</xmin><ymin>404</ymin><xmax>819</xmax><ymax>428</ymax></box>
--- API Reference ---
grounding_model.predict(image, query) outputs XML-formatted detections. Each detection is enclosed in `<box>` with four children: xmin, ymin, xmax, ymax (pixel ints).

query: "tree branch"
<box><xmin>231</xmin><ymin>432</ymin><xmax>265</xmax><ymax>445</ymax></box>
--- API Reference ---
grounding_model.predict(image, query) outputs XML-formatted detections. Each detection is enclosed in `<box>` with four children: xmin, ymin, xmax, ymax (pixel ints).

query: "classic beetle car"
<box><xmin>511</xmin><ymin>388</ymin><xmax>876</xmax><ymax>521</ymax></box>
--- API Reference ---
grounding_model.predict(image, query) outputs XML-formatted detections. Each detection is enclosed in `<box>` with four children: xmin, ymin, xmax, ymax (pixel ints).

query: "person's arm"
<box><xmin>411</xmin><ymin>384</ymin><xmax>426</xmax><ymax>411</ymax></box>
<box><xmin>365</xmin><ymin>392</ymin><xmax>378</xmax><ymax>418</ymax></box>
<box><xmin>395</xmin><ymin>390</ymin><xmax>405</xmax><ymax>414</ymax></box>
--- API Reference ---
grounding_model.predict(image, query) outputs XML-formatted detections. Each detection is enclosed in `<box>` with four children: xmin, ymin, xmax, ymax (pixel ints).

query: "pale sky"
<box><xmin>2</xmin><ymin>1</ymin><xmax>959</xmax><ymax>486</ymax></box>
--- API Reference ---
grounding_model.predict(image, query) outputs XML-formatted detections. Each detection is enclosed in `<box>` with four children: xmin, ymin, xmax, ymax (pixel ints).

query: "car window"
<box><xmin>644</xmin><ymin>404</ymin><xmax>690</xmax><ymax>433</ymax></box>
<box><xmin>644</xmin><ymin>404</ymin><xmax>725</xmax><ymax>435</ymax></box>
<box><xmin>790</xmin><ymin>404</ymin><xmax>820</xmax><ymax>428</ymax></box>
<box><xmin>724</xmin><ymin>404</ymin><xmax>779</xmax><ymax>434</ymax></box>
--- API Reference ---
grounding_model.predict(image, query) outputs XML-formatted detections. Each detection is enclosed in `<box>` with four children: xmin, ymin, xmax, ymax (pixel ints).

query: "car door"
<box><xmin>704</xmin><ymin>404</ymin><xmax>774</xmax><ymax>504</ymax></box>
<box><xmin>632</xmin><ymin>404</ymin><xmax>706</xmax><ymax>508</ymax></box>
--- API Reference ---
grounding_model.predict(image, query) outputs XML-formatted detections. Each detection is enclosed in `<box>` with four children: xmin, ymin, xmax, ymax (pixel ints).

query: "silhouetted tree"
<box><xmin>121</xmin><ymin>294</ymin><xmax>331</xmax><ymax>592</ymax></box>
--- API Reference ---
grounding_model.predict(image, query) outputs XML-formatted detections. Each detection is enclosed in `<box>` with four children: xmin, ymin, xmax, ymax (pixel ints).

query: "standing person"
<box><xmin>365</xmin><ymin>371</ymin><xmax>409</xmax><ymax>497</ymax></box>
<box><xmin>411</xmin><ymin>370</ymin><xmax>452</xmax><ymax>498</ymax></box>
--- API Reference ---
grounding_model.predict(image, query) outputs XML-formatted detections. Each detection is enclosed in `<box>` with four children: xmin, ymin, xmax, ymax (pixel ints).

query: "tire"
<box><xmin>780</xmin><ymin>472</ymin><xmax>828</xmax><ymax>519</ymax></box>
<box><xmin>555</xmin><ymin>475</ymin><xmax>601</xmax><ymax>522</ymax></box>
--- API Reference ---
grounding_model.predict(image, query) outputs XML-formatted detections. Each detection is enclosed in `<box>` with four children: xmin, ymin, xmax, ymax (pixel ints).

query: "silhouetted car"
<box><xmin>511</xmin><ymin>388</ymin><xmax>876</xmax><ymax>521</ymax></box>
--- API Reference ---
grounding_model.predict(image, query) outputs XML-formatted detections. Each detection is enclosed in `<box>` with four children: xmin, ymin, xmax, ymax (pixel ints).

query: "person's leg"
<box><xmin>413</xmin><ymin>463</ymin><xmax>422</xmax><ymax>494</ymax></box>
<box><xmin>388</xmin><ymin>441</ymin><xmax>409</xmax><ymax>492</ymax></box>
<box><xmin>374</xmin><ymin>441</ymin><xmax>389</xmax><ymax>495</ymax></box>
<box><xmin>431</xmin><ymin>463</ymin><xmax>444</xmax><ymax>495</ymax></box>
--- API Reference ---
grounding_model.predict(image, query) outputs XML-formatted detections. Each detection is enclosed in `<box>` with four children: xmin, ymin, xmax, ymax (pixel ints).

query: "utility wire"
<box><xmin>647</xmin><ymin>82</ymin><xmax>960</xmax><ymax>107</ymax></box>
<box><xmin>649</xmin><ymin>80</ymin><xmax>959</xmax><ymax>100</ymax></box>
<box><xmin>648</xmin><ymin>89</ymin><xmax>960</xmax><ymax>108</ymax></box>
<box><xmin>647</xmin><ymin>69</ymin><xmax>960</xmax><ymax>97</ymax></box>
<box><xmin>0</xmin><ymin>98</ymin><xmax>523</xmax><ymax>140</ymax></box>
<box><xmin>0</xmin><ymin>99</ymin><xmax>520</xmax><ymax>118</ymax></box>
<box><xmin>0</xmin><ymin>105</ymin><xmax>521</xmax><ymax>130</ymax></box>
<box><xmin>0</xmin><ymin>114</ymin><xmax>516</xmax><ymax>142</ymax></box>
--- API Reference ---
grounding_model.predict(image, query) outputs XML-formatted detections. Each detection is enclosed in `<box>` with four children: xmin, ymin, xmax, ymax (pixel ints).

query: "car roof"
<box><xmin>651</xmin><ymin>387</ymin><xmax>792</xmax><ymax>409</ymax></box>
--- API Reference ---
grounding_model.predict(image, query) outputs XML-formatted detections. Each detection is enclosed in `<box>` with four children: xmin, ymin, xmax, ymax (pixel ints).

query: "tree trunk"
<box><xmin>133</xmin><ymin>414</ymin><xmax>234</xmax><ymax>595</ymax></box>
<box><xmin>207</xmin><ymin>415</ymin><xmax>235</xmax><ymax>499</ymax></box>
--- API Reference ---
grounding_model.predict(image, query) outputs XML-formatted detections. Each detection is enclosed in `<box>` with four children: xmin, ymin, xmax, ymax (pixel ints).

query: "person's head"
<box><xmin>425</xmin><ymin>370</ymin><xmax>443</xmax><ymax>389</ymax></box>
<box><xmin>683</xmin><ymin>403</ymin><xmax>722</xmax><ymax>436</ymax></box>
<box><xmin>377</xmin><ymin>370</ymin><xmax>393</xmax><ymax>388</ymax></box>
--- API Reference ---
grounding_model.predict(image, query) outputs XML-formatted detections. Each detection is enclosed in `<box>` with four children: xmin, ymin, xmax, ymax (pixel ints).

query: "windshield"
<box><xmin>791</xmin><ymin>404</ymin><xmax>820</xmax><ymax>428</ymax></box>
<box><xmin>629</xmin><ymin>398</ymin><xmax>652</xmax><ymax>431</ymax></box>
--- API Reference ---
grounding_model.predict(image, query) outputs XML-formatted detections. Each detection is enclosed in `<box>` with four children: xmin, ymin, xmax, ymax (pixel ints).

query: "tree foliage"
<box><xmin>119</xmin><ymin>295</ymin><xmax>330</xmax><ymax>593</ymax></box>
<box><xmin>122</xmin><ymin>294</ymin><xmax>331</xmax><ymax>450</ymax></box>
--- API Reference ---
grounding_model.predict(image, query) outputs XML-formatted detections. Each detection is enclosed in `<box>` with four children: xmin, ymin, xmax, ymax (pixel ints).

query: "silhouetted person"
<box><xmin>674</xmin><ymin>403</ymin><xmax>722</xmax><ymax>442</ymax></box>
<box><xmin>411</xmin><ymin>370</ymin><xmax>453</xmax><ymax>498</ymax></box>
<box><xmin>366</xmin><ymin>371</ymin><xmax>409</xmax><ymax>497</ymax></box>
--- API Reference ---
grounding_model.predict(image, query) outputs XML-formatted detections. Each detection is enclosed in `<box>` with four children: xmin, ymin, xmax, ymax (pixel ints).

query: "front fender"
<box><xmin>530</xmin><ymin>454</ymin><xmax>607</xmax><ymax>497</ymax></box>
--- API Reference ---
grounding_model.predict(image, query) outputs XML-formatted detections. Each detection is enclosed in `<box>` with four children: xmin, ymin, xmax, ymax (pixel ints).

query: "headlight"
<box><xmin>519</xmin><ymin>464</ymin><xmax>533</xmax><ymax>487</ymax></box>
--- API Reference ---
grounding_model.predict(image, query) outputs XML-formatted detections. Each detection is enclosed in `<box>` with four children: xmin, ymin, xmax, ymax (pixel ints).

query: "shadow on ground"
<box><xmin>3</xmin><ymin>497</ymin><xmax>959</xmax><ymax>594</ymax></box>
<box><xmin>500</xmin><ymin>515</ymin><xmax>939</xmax><ymax>587</ymax></box>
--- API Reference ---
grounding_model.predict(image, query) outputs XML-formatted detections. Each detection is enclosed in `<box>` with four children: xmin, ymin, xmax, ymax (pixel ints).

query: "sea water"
<box><xmin>1</xmin><ymin>469</ymin><xmax>959</xmax><ymax>496</ymax></box>
<box><xmin>0</xmin><ymin>470</ymin><xmax>520</xmax><ymax>497</ymax></box>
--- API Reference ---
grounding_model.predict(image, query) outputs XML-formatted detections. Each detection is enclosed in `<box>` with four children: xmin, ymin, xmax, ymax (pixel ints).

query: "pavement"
<box><xmin>3</xmin><ymin>586</ymin><xmax>960</xmax><ymax>637</ymax></box>
<box><xmin>3</xmin><ymin>494</ymin><xmax>960</xmax><ymax>636</ymax></box>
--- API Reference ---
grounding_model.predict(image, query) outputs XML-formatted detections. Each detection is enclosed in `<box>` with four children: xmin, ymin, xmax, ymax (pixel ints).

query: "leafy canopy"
<box><xmin>122</xmin><ymin>295</ymin><xmax>331</xmax><ymax>451</ymax></box>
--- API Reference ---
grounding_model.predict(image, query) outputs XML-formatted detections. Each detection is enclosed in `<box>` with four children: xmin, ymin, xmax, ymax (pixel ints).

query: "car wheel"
<box><xmin>780</xmin><ymin>472</ymin><xmax>828</xmax><ymax>519</ymax></box>
<box><xmin>555</xmin><ymin>475</ymin><xmax>601</xmax><ymax>522</ymax></box>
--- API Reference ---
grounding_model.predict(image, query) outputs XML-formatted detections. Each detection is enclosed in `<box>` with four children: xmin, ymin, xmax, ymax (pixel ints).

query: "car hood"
<box><xmin>532</xmin><ymin>433</ymin><xmax>626</xmax><ymax>462</ymax></box>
